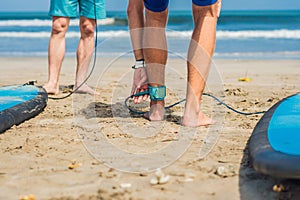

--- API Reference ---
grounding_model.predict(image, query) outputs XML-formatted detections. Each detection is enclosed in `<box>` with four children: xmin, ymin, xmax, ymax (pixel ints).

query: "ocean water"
<box><xmin>0</xmin><ymin>10</ymin><xmax>299</xmax><ymax>59</ymax></box>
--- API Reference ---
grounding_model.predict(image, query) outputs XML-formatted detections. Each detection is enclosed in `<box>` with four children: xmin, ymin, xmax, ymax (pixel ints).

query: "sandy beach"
<box><xmin>0</xmin><ymin>57</ymin><xmax>300</xmax><ymax>200</ymax></box>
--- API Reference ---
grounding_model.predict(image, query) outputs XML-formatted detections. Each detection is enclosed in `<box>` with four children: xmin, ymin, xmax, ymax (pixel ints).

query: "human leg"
<box><xmin>143</xmin><ymin>4</ymin><xmax>168</xmax><ymax>121</ymax></box>
<box><xmin>74</xmin><ymin>16</ymin><xmax>99</xmax><ymax>95</ymax></box>
<box><xmin>44</xmin><ymin>16</ymin><xmax>70</xmax><ymax>94</ymax></box>
<box><xmin>182</xmin><ymin>0</ymin><xmax>221</xmax><ymax>127</ymax></box>
<box><xmin>127</xmin><ymin>0</ymin><xmax>145</xmax><ymax>61</ymax></box>
<box><xmin>45</xmin><ymin>0</ymin><xmax>78</xmax><ymax>94</ymax></box>
<box><xmin>73</xmin><ymin>0</ymin><xmax>106</xmax><ymax>95</ymax></box>
<box><xmin>127</xmin><ymin>0</ymin><xmax>148</xmax><ymax>103</ymax></box>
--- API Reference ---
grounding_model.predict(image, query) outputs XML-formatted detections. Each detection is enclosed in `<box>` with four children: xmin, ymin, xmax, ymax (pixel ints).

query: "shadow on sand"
<box><xmin>239</xmin><ymin>140</ymin><xmax>300</xmax><ymax>200</ymax></box>
<box><xmin>82</xmin><ymin>101</ymin><xmax>182</xmax><ymax>125</ymax></box>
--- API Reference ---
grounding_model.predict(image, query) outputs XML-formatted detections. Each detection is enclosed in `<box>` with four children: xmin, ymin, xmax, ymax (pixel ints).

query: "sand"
<box><xmin>0</xmin><ymin>57</ymin><xmax>300</xmax><ymax>200</ymax></box>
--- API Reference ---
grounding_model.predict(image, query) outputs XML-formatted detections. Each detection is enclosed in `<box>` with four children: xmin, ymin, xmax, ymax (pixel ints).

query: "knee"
<box><xmin>127</xmin><ymin>2</ymin><xmax>142</xmax><ymax>17</ymax></box>
<box><xmin>51</xmin><ymin>18</ymin><xmax>69</xmax><ymax>35</ymax></box>
<box><xmin>80</xmin><ymin>21</ymin><xmax>95</xmax><ymax>38</ymax></box>
<box><xmin>146</xmin><ymin>10</ymin><xmax>168</xmax><ymax>27</ymax></box>
<box><xmin>127</xmin><ymin>3</ymin><xmax>134</xmax><ymax>16</ymax></box>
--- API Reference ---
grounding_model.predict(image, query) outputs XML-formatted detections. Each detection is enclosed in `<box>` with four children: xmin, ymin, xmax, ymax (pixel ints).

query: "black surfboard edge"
<box><xmin>0</xmin><ymin>86</ymin><xmax>48</xmax><ymax>134</ymax></box>
<box><xmin>249</xmin><ymin>93</ymin><xmax>300</xmax><ymax>179</ymax></box>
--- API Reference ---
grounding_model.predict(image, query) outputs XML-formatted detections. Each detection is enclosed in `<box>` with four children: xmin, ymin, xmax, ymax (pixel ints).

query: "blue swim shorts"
<box><xmin>144</xmin><ymin>0</ymin><xmax>169</xmax><ymax>12</ymax></box>
<box><xmin>49</xmin><ymin>0</ymin><xmax>106</xmax><ymax>19</ymax></box>
<box><xmin>144</xmin><ymin>0</ymin><xmax>218</xmax><ymax>12</ymax></box>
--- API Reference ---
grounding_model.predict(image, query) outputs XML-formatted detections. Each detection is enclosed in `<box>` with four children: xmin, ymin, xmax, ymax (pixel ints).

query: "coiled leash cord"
<box><xmin>125</xmin><ymin>91</ymin><xmax>266</xmax><ymax>116</ymax></box>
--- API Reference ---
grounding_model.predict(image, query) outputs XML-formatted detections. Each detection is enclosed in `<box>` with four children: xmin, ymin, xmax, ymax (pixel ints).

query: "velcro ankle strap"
<box><xmin>148</xmin><ymin>85</ymin><xmax>166</xmax><ymax>101</ymax></box>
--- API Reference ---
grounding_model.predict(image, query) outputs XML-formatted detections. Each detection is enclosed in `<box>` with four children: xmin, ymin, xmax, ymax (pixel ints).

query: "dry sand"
<box><xmin>0</xmin><ymin>57</ymin><xmax>300</xmax><ymax>200</ymax></box>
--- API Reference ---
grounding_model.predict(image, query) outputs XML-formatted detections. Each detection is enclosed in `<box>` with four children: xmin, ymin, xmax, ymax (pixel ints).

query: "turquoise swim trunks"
<box><xmin>49</xmin><ymin>0</ymin><xmax>106</xmax><ymax>19</ymax></box>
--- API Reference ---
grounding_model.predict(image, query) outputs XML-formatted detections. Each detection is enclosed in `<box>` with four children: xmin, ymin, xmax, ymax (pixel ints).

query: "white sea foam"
<box><xmin>0</xmin><ymin>29</ymin><xmax>299</xmax><ymax>39</ymax></box>
<box><xmin>0</xmin><ymin>18</ymin><xmax>115</xmax><ymax>27</ymax></box>
<box><xmin>167</xmin><ymin>29</ymin><xmax>300</xmax><ymax>39</ymax></box>
<box><xmin>0</xmin><ymin>30</ymin><xmax>128</xmax><ymax>38</ymax></box>
<box><xmin>0</xmin><ymin>31</ymin><xmax>52</xmax><ymax>38</ymax></box>
<box><xmin>217</xmin><ymin>30</ymin><xmax>300</xmax><ymax>39</ymax></box>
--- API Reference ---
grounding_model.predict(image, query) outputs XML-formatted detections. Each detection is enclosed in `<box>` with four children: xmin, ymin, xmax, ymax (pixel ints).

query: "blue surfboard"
<box><xmin>0</xmin><ymin>84</ymin><xmax>47</xmax><ymax>133</ymax></box>
<box><xmin>249</xmin><ymin>93</ymin><xmax>300</xmax><ymax>179</ymax></box>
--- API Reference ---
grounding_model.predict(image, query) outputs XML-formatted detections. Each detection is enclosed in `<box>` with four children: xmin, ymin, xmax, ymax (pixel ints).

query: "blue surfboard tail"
<box><xmin>0</xmin><ymin>85</ymin><xmax>48</xmax><ymax>133</ymax></box>
<box><xmin>249</xmin><ymin>93</ymin><xmax>300</xmax><ymax>179</ymax></box>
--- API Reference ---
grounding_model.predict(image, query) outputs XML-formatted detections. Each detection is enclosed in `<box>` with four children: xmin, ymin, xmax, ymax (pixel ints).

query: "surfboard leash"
<box><xmin>125</xmin><ymin>91</ymin><xmax>266</xmax><ymax>116</ymax></box>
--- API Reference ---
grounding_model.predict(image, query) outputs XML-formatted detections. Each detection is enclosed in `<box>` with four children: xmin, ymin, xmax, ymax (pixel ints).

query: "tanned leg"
<box><xmin>143</xmin><ymin>8</ymin><xmax>168</xmax><ymax>121</ymax></box>
<box><xmin>127</xmin><ymin>0</ymin><xmax>148</xmax><ymax>103</ymax></box>
<box><xmin>182</xmin><ymin>1</ymin><xmax>220</xmax><ymax>127</ymax></box>
<box><xmin>44</xmin><ymin>17</ymin><xmax>70</xmax><ymax>94</ymax></box>
<box><xmin>74</xmin><ymin>16</ymin><xmax>99</xmax><ymax>95</ymax></box>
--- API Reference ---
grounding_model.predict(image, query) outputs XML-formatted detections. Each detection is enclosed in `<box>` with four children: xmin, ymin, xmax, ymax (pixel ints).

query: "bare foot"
<box><xmin>143</xmin><ymin>102</ymin><xmax>165</xmax><ymax>121</ymax></box>
<box><xmin>43</xmin><ymin>83</ymin><xmax>59</xmax><ymax>95</ymax></box>
<box><xmin>73</xmin><ymin>84</ymin><xmax>100</xmax><ymax>96</ymax></box>
<box><xmin>182</xmin><ymin>111</ymin><xmax>215</xmax><ymax>127</ymax></box>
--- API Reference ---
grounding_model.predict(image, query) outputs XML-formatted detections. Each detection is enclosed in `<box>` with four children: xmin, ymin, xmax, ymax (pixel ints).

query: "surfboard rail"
<box><xmin>249</xmin><ymin>93</ymin><xmax>300</xmax><ymax>179</ymax></box>
<box><xmin>0</xmin><ymin>85</ymin><xmax>48</xmax><ymax>133</ymax></box>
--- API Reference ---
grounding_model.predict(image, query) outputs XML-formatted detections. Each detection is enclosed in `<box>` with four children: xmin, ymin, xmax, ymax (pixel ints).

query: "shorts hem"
<box><xmin>192</xmin><ymin>0</ymin><xmax>218</xmax><ymax>6</ymax></box>
<box><xmin>144</xmin><ymin>5</ymin><xmax>168</xmax><ymax>12</ymax></box>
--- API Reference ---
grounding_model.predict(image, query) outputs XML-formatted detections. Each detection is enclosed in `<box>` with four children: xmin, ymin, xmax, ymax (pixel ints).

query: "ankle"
<box><xmin>148</xmin><ymin>102</ymin><xmax>165</xmax><ymax>121</ymax></box>
<box><xmin>150</xmin><ymin>101</ymin><xmax>165</xmax><ymax>114</ymax></box>
<box><xmin>150</xmin><ymin>100</ymin><xmax>165</xmax><ymax>106</ymax></box>
<box><xmin>44</xmin><ymin>81</ymin><xmax>59</xmax><ymax>88</ymax></box>
<box><xmin>185</xmin><ymin>102</ymin><xmax>201</xmax><ymax>115</ymax></box>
